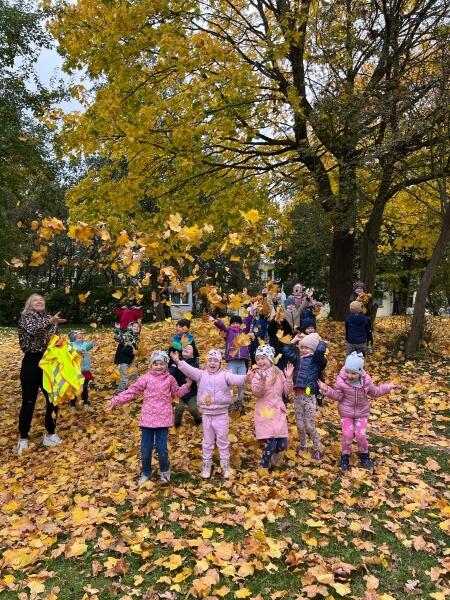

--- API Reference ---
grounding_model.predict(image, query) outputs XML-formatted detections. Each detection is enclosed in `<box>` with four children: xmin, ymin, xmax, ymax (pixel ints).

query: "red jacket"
<box><xmin>324</xmin><ymin>367</ymin><xmax>394</xmax><ymax>419</ymax></box>
<box><xmin>115</xmin><ymin>307</ymin><xmax>143</xmax><ymax>329</ymax></box>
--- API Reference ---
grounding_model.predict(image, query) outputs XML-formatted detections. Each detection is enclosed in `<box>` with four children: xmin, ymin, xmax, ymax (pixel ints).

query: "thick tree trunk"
<box><xmin>329</xmin><ymin>229</ymin><xmax>355</xmax><ymax>321</ymax></box>
<box><xmin>360</xmin><ymin>201</ymin><xmax>386</xmax><ymax>293</ymax></box>
<box><xmin>405</xmin><ymin>204</ymin><xmax>450</xmax><ymax>356</ymax></box>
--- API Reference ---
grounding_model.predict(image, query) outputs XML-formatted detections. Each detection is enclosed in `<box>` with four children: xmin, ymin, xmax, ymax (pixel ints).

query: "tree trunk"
<box><xmin>329</xmin><ymin>228</ymin><xmax>355</xmax><ymax>320</ymax></box>
<box><xmin>360</xmin><ymin>201</ymin><xmax>386</xmax><ymax>293</ymax></box>
<box><xmin>405</xmin><ymin>204</ymin><xmax>450</xmax><ymax>356</ymax></box>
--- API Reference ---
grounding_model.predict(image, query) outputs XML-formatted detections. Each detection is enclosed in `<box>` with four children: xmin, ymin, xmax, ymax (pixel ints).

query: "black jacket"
<box><xmin>169</xmin><ymin>357</ymin><xmax>198</xmax><ymax>401</ymax></box>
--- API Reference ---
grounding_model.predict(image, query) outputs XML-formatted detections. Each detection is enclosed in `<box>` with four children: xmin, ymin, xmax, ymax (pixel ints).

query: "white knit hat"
<box><xmin>150</xmin><ymin>350</ymin><xmax>169</xmax><ymax>364</ymax></box>
<box><xmin>207</xmin><ymin>349</ymin><xmax>223</xmax><ymax>361</ymax></box>
<box><xmin>299</xmin><ymin>332</ymin><xmax>321</xmax><ymax>352</ymax></box>
<box><xmin>344</xmin><ymin>352</ymin><xmax>365</xmax><ymax>373</ymax></box>
<box><xmin>255</xmin><ymin>344</ymin><xmax>275</xmax><ymax>363</ymax></box>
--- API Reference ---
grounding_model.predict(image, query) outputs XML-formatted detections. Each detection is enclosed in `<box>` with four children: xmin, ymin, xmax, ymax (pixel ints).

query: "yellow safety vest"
<box><xmin>39</xmin><ymin>336</ymin><xmax>84</xmax><ymax>405</ymax></box>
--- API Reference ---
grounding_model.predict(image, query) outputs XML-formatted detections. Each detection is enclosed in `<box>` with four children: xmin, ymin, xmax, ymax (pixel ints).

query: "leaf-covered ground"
<box><xmin>0</xmin><ymin>317</ymin><xmax>449</xmax><ymax>600</ymax></box>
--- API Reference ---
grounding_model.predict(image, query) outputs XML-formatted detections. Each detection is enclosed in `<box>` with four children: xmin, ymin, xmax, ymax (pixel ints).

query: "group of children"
<box><xmin>102</xmin><ymin>288</ymin><xmax>400</xmax><ymax>483</ymax></box>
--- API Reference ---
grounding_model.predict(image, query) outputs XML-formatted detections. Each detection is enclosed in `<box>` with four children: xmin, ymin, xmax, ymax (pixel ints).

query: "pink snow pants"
<box><xmin>340</xmin><ymin>417</ymin><xmax>369</xmax><ymax>454</ymax></box>
<box><xmin>202</xmin><ymin>413</ymin><xmax>230</xmax><ymax>460</ymax></box>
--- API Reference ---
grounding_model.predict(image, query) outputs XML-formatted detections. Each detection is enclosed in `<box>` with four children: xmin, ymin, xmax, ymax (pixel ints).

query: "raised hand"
<box><xmin>170</xmin><ymin>351</ymin><xmax>180</xmax><ymax>364</ymax></box>
<box><xmin>284</xmin><ymin>363</ymin><xmax>294</xmax><ymax>379</ymax></box>
<box><xmin>50</xmin><ymin>311</ymin><xmax>67</xmax><ymax>325</ymax></box>
<box><xmin>105</xmin><ymin>400</ymin><xmax>115</xmax><ymax>412</ymax></box>
<box><xmin>317</xmin><ymin>380</ymin><xmax>328</xmax><ymax>394</ymax></box>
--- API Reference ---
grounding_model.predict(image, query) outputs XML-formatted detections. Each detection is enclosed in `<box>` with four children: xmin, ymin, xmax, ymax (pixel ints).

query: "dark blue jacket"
<box><xmin>284</xmin><ymin>341</ymin><xmax>327</xmax><ymax>394</ymax></box>
<box><xmin>345</xmin><ymin>313</ymin><xmax>371</xmax><ymax>344</ymax></box>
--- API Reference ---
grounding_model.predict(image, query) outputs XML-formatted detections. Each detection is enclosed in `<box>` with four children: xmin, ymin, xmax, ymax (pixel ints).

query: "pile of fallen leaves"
<box><xmin>0</xmin><ymin>317</ymin><xmax>448</xmax><ymax>600</ymax></box>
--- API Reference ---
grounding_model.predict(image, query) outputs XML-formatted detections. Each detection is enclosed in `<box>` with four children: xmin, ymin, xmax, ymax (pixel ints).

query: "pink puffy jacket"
<box><xmin>252</xmin><ymin>367</ymin><xmax>293</xmax><ymax>440</ymax></box>
<box><xmin>324</xmin><ymin>367</ymin><xmax>394</xmax><ymax>419</ymax></box>
<box><xmin>177</xmin><ymin>361</ymin><xmax>247</xmax><ymax>415</ymax></box>
<box><xmin>112</xmin><ymin>371</ymin><xmax>190</xmax><ymax>428</ymax></box>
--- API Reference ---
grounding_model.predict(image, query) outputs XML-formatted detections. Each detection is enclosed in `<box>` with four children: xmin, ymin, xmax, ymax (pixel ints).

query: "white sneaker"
<box><xmin>43</xmin><ymin>433</ymin><xmax>62</xmax><ymax>447</ymax></box>
<box><xmin>138</xmin><ymin>475</ymin><xmax>150</xmax><ymax>485</ymax></box>
<box><xmin>16</xmin><ymin>438</ymin><xmax>29</xmax><ymax>455</ymax></box>
<box><xmin>201</xmin><ymin>459</ymin><xmax>212</xmax><ymax>479</ymax></box>
<box><xmin>220</xmin><ymin>459</ymin><xmax>231</xmax><ymax>479</ymax></box>
<box><xmin>160</xmin><ymin>470</ymin><xmax>171</xmax><ymax>483</ymax></box>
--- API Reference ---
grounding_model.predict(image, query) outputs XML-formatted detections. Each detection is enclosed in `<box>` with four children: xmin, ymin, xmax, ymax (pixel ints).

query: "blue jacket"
<box><xmin>72</xmin><ymin>341</ymin><xmax>94</xmax><ymax>372</ymax></box>
<box><xmin>345</xmin><ymin>313</ymin><xmax>371</xmax><ymax>344</ymax></box>
<box><xmin>284</xmin><ymin>341</ymin><xmax>327</xmax><ymax>394</ymax></box>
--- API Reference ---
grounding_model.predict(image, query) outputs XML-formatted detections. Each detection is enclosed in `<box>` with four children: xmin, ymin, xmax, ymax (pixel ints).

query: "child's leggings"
<box><xmin>294</xmin><ymin>391</ymin><xmax>321</xmax><ymax>452</ymax></box>
<box><xmin>227</xmin><ymin>360</ymin><xmax>247</xmax><ymax>409</ymax></box>
<box><xmin>261</xmin><ymin>437</ymin><xmax>288</xmax><ymax>468</ymax></box>
<box><xmin>202</xmin><ymin>413</ymin><xmax>229</xmax><ymax>460</ymax></box>
<box><xmin>70</xmin><ymin>380</ymin><xmax>90</xmax><ymax>407</ymax></box>
<box><xmin>140</xmin><ymin>427</ymin><xmax>170</xmax><ymax>477</ymax></box>
<box><xmin>341</xmin><ymin>417</ymin><xmax>369</xmax><ymax>454</ymax></box>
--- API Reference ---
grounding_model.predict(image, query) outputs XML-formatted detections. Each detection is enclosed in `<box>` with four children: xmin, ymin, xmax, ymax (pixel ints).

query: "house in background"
<box><xmin>374</xmin><ymin>291</ymin><xmax>394</xmax><ymax>316</ymax></box>
<box><xmin>258</xmin><ymin>259</ymin><xmax>276</xmax><ymax>283</ymax></box>
<box><xmin>169</xmin><ymin>283</ymin><xmax>193</xmax><ymax>319</ymax></box>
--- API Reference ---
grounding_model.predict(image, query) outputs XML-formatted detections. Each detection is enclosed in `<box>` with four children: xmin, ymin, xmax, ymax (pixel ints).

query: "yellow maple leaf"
<box><xmin>112</xmin><ymin>290</ymin><xmax>122</xmax><ymax>299</ymax></box>
<box><xmin>64</xmin><ymin>538</ymin><xmax>87</xmax><ymax>558</ymax></box>
<box><xmin>29</xmin><ymin>246</ymin><xmax>48</xmax><ymax>267</ymax></box>
<box><xmin>235</xmin><ymin>588</ymin><xmax>252</xmax><ymax>598</ymax></box>
<box><xmin>127</xmin><ymin>261</ymin><xmax>141</xmax><ymax>276</ymax></box>
<box><xmin>201</xmin><ymin>528</ymin><xmax>214</xmax><ymax>539</ymax></box>
<box><xmin>178</xmin><ymin>225</ymin><xmax>202</xmax><ymax>246</ymax></box>
<box><xmin>116</xmin><ymin>230</ymin><xmax>130</xmax><ymax>245</ymax></box>
<box><xmin>259</xmin><ymin>406</ymin><xmax>275</xmax><ymax>419</ymax></box>
<box><xmin>239</xmin><ymin>208</ymin><xmax>261</xmax><ymax>224</ymax></box>
<box><xmin>163</xmin><ymin>553</ymin><xmax>184</xmax><ymax>570</ymax></box>
<box><xmin>167</xmin><ymin>213</ymin><xmax>183</xmax><ymax>232</ymax></box>
<box><xmin>78</xmin><ymin>291</ymin><xmax>91</xmax><ymax>303</ymax></box>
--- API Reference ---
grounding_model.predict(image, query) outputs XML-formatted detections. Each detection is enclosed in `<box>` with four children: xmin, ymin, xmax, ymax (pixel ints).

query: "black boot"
<box><xmin>340</xmin><ymin>454</ymin><xmax>350</xmax><ymax>471</ymax></box>
<box><xmin>358</xmin><ymin>452</ymin><xmax>374</xmax><ymax>469</ymax></box>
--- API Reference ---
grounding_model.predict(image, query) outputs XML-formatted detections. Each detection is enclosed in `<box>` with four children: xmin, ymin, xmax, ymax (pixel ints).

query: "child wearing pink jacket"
<box><xmin>106</xmin><ymin>350</ymin><xmax>191</xmax><ymax>484</ymax></box>
<box><xmin>250</xmin><ymin>345</ymin><xmax>294</xmax><ymax>470</ymax></box>
<box><xmin>318</xmin><ymin>352</ymin><xmax>400</xmax><ymax>471</ymax></box>
<box><xmin>171</xmin><ymin>349</ymin><xmax>249</xmax><ymax>479</ymax></box>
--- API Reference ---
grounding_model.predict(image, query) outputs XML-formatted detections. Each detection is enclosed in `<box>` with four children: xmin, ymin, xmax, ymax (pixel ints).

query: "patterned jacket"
<box><xmin>18</xmin><ymin>310</ymin><xmax>57</xmax><ymax>353</ymax></box>
<box><xmin>111</xmin><ymin>371</ymin><xmax>190</xmax><ymax>427</ymax></box>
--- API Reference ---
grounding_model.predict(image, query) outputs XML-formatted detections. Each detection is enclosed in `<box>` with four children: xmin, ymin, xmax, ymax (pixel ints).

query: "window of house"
<box><xmin>170</xmin><ymin>292</ymin><xmax>189</xmax><ymax>304</ymax></box>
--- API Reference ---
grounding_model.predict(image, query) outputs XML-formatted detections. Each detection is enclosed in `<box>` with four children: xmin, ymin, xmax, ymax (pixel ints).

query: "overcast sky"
<box><xmin>35</xmin><ymin>41</ymin><xmax>83</xmax><ymax>112</ymax></box>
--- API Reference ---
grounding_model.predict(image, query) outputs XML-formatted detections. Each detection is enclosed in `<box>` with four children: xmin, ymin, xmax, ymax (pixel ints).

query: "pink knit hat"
<box><xmin>299</xmin><ymin>333</ymin><xmax>321</xmax><ymax>352</ymax></box>
<box><xmin>207</xmin><ymin>349</ymin><xmax>222</xmax><ymax>361</ymax></box>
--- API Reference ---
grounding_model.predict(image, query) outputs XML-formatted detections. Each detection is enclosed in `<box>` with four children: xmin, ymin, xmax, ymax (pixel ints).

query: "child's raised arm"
<box><xmin>105</xmin><ymin>374</ymin><xmax>148</xmax><ymax>410</ymax></box>
<box><xmin>317</xmin><ymin>379</ymin><xmax>344</xmax><ymax>402</ymax></box>
<box><xmin>367</xmin><ymin>378</ymin><xmax>401</xmax><ymax>398</ymax></box>
<box><xmin>170</xmin><ymin>376</ymin><xmax>192</xmax><ymax>399</ymax></box>
<box><xmin>175</xmin><ymin>358</ymin><xmax>203</xmax><ymax>383</ymax></box>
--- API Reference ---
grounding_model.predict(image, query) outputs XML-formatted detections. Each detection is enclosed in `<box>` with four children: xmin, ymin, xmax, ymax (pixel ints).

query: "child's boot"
<box><xmin>358</xmin><ymin>452</ymin><xmax>374</xmax><ymax>469</ymax></box>
<box><xmin>340</xmin><ymin>454</ymin><xmax>350</xmax><ymax>472</ymax></box>
<box><xmin>201</xmin><ymin>459</ymin><xmax>213</xmax><ymax>479</ymax></box>
<box><xmin>160</xmin><ymin>469</ymin><xmax>171</xmax><ymax>483</ymax></box>
<box><xmin>220</xmin><ymin>459</ymin><xmax>231</xmax><ymax>478</ymax></box>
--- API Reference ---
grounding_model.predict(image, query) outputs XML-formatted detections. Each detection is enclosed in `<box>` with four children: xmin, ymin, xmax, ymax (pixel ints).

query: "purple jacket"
<box><xmin>214</xmin><ymin>314</ymin><xmax>253</xmax><ymax>361</ymax></box>
<box><xmin>111</xmin><ymin>371</ymin><xmax>190</xmax><ymax>428</ymax></box>
<box><xmin>177</xmin><ymin>360</ymin><xmax>247</xmax><ymax>415</ymax></box>
<box><xmin>324</xmin><ymin>367</ymin><xmax>394</xmax><ymax>419</ymax></box>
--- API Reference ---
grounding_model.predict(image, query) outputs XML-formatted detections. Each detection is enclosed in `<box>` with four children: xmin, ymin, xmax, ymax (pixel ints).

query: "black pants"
<box><xmin>19</xmin><ymin>352</ymin><xmax>58</xmax><ymax>439</ymax></box>
<box><xmin>70</xmin><ymin>380</ymin><xmax>90</xmax><ymax>407</ymax></box>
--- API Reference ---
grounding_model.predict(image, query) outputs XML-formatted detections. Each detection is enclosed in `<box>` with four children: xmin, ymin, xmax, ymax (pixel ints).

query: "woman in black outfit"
<box><xmin>17</xmin><ymin>294</ymin><xmax>66</xmax><ymax>455</ymax></box>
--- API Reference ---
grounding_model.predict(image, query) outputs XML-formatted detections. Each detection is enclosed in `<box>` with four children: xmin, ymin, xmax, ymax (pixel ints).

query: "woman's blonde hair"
<box><xmin>22</xmin><ymin>293</ymin><xmax>45</xmax><ymax>314</ymax></box>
